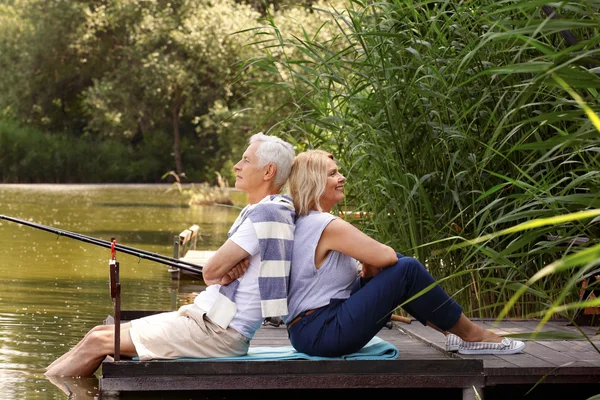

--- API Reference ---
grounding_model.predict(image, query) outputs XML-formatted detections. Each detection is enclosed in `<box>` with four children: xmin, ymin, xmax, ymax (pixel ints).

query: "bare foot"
<box><xmin>477</xmin><ymin>330</ymin><xmax>503</xmax><ymax>343</ymax></box>
<box><xmin>46</xmin><ymin>347</ymin><xmax>77</xmax><ymax>371</ymax></box>
<box><xmin>448</xmin><ymin>314</ymin><xmax>504</xmax><ymax>343</ymax></box>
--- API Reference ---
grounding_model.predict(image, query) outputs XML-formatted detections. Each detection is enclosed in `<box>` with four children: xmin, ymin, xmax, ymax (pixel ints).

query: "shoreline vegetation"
<box><xmin>163</xmin><ymin>170</ymin><xmax>246</xmax><ymax>207</ymax></box>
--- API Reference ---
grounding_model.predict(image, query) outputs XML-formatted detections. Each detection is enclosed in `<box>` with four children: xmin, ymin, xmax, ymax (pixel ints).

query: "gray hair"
<box><xmin>249</xmin><ymin>132</ymin><xmax>295</xmax><ymax>188</ymax></box>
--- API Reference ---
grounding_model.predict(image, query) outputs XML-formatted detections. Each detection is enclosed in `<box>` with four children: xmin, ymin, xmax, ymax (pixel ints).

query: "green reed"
<box><xmin>242</xmin><ymin>0</ymin><xmax>600</xmax><ymax>320</ymax></box>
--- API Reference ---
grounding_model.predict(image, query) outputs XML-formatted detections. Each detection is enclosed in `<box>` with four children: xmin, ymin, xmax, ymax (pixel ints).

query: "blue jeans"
<box><xmin>288</xmin><ymin>253</ymin><xmax>463</xmax><ymax>357</ymax></box>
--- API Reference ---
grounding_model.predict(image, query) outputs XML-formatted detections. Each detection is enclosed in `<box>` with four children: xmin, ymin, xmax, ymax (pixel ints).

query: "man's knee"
<box><xmin>88</xmin><ymin>322</ymin><xmax>129</xmax><ymax>337</ymax></box>
<box><xmin>89</xmin><ymin>324</ymin><xmax>111</xmax><ymax>333</ymax></box>
<box><xmin>84</xmin><ymin>329</ymin><xmax>114</xmax><ymax>350</ymax></box>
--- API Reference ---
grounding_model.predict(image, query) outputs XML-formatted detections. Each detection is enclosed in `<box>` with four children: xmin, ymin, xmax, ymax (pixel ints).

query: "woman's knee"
<box><xmin>389</xmin><ymin>255</ymin><xmax>427</xmax><ymax>277</ymax></box>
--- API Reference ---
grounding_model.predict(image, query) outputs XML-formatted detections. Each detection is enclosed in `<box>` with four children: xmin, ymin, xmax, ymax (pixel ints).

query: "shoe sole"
<box><xmin>446</xmin><ymin>345</ymin><xmax>460</xmax><ymax>352</ymax></box>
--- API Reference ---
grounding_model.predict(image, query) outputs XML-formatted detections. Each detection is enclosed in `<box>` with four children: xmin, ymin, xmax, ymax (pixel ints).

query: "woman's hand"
<box><xmin>360</xmin><ymin>262</ymin><xmax>381</xmax><ymax>278</ymax></box>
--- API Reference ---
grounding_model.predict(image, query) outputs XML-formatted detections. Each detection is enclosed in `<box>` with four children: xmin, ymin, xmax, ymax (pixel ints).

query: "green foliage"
<box><xmin>0</xmin><ymin>119</ymin><xmax>168</xmax><ymax>183</ymax></box>
<box><xmin>0</xmin><ymin>0</ymin><xmax>308</xmax><ymax>184</ymax></box>
<box><xmin>244</xmin><ymin>0</ymin><xmax>600</xmax><ymax>318</ymax></box>
<box><xmin>0</xmin><ymin>1</ymin><xmax>96</xmax><ymax>132</ymax></box>
<box><xmin>75</xmin><ymin>0</ymin><xmax>264</xmax><ymax>179</ymax></box>
<box><xmin>219</xmin><ymin>159</ymin><xmax>236</xmax><ymax>187</ymax></box>
<box><xmin>128</xmin><ymin>130</ymin><xmax>175</xmax><ymax>182</ymax></box>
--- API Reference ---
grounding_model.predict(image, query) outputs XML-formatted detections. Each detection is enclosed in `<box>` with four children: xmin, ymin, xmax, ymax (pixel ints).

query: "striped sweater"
<box><xmin>206</xmin><ymin>194</ymin><xmax>295</xmax><ymax>329</ymax></box>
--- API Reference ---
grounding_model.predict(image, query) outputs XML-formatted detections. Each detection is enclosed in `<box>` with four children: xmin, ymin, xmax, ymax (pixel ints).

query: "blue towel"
<box><xmin>164</xmin><ymin>336</ymin><xmax>398</xmax><ymax>362</ymax></box>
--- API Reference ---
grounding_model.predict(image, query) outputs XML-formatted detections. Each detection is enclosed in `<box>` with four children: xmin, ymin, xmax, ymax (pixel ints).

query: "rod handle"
<box><xmin>391</xmin><ymin>314</ymin><xmax>412</xmax><ymax>324</ymax></box>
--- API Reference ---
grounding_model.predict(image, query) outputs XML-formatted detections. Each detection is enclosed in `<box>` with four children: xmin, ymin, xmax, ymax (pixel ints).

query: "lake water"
<box><xmin>0</xmin><ymin>184</ymin><xmax>245</xmax><ymax>399</ymax></box>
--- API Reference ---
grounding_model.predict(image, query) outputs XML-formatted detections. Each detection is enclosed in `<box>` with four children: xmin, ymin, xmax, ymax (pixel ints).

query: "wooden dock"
<box><xmin>169</xmin><ymin>224</ymin><xmax>215</xmax><ymax>280</ymax></box>
<box><xmin>99</xmin><ymin>314</ymin><xmax>600</xmax><ymax>399</ymax></box>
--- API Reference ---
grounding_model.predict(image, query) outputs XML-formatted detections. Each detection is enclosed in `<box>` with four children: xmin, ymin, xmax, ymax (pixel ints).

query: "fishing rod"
<box><xmin>0</xmin><ymin>214</ymin><xmax>204</xmax><ymax>274</ymax></box>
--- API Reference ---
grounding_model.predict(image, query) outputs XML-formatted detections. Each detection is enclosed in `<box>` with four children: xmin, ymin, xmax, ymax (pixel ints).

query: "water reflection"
<box><xmin>94</xmin><ymin>202</ymin><xmax>189</xmax><ymax>208</ymax></box>
<box><xmin>89</xmin><ymin>230</ymin><xmax>178</xmax><ymax>246</ymax></box>
<box><xmin>46</xmin><ymin>376</ymin><xmax>100</xmax><ymax>399</ymax></box>
<box><xmin>0</xmin><ymin>184</ymin><xmax>240</xmax><ymax>399</ymax></box>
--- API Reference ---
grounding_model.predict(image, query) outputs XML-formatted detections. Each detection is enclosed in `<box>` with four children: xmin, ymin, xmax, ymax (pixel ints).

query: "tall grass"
<box><xmin>242</xmin><ymin>0</ymin><xmax>600</xmax><ymax>319</ymax></box>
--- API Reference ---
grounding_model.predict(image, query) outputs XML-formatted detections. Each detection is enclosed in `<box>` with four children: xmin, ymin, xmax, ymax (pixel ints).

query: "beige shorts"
<box><xmin>129</xmin><ymin>304</ymin><xmax>250</xmax><ymax>361</ymax></box>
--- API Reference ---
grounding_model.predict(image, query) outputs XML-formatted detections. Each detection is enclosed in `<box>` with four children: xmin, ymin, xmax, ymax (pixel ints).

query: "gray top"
<box><xmin>285</xmin><ymin>211</ymin><xmax>359</xmax><ymax>324</ymax></box>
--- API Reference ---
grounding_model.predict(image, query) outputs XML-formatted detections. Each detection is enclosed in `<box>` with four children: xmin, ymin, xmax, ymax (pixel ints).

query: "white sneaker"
<box><xmin>446</xmin><ymin>333</ymin><xmax>462</xmax><ymax>352</ymax></box>
<box><xmin>458</xmin><ymin>338</ymin><xmax>526</xmax><ymax>355</ymax></box>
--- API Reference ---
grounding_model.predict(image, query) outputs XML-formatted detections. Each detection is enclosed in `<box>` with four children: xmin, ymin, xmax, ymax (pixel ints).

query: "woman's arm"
<box><xmin>318</xmin><ymin>218</ymin><xmax>398</xmax><ymax>268</ymax></box>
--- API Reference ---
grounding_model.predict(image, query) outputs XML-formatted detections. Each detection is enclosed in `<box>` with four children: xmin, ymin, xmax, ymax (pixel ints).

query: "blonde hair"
<box><xmin>288</xmin><ymin>150</ymin><xmax>334</xmax><ymax>216</ymax></box>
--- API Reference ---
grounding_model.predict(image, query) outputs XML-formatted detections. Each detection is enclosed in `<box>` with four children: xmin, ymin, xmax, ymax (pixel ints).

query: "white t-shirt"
<box><xmin>193</xmin><ymin>218</ymin><xmax>261</xmax><ymax>339</ymax></box>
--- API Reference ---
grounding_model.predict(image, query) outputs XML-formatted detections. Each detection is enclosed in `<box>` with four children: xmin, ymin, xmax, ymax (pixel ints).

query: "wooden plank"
<box><xmin>478</xmin><ymin>320</ymin><xmax>530</xmax><ymax>336</ymax></box>
<box><xmin>188</xmin><ymin>224</ymin><xmax>199</xmax><ymax>238</ymax></box>
<box><xmin>484</xmin><ymin>367</ymin><xmax>600</xmax><ymax>386</ymax></box>
<box><xmin>178</xmin><ymin>224</ymin><xmax>199</xmax><ymax>244</ymax></box>
<box><xmin>518</xmin><ymin>341</ymin><xmax>587</xmax><ymax>367</ymax></box>
<box><xmin>536</xmin><ymin>341</ymin><xmax>600</xmax><ymax>366</ymax></box>
<box><xmin>180</xmin><ymin>250</ymin><xmax>216</xmax><ymax>265</ymax></box>
<box><xmin>458</xmin><ymin>353</ymin><xmax>520</xmax><ymax>368</ymax></box>
<box><xmin>101</xmin><ymin>371</ymin><xmax>484</xmax><ymax>392</ymax></box>
<box><xmin>178</xmin><ymin>229</ymin><xmax>191</xmax><ymax>244</ymax></box>
<box><xmin>513</xmin><ymin>318</ymin><xmax>598</xmax><ymax>338</ymax></box>
<box><xmin>540</xmin><ymin>340</ymin><xmax>590</xmax><ymax>352</ymax></box>
<box><xmin>507</xmin><ymin>319</ymin><xmax>600</xmax><ymax>339</ymax></box>
<box><xmin>537</xmin><ymin>338</ymin><xmax>600</xmax><ymax>353</ymax></box>
<box><xmin>101</xmin><ymin>356</ymin><xmax>484</xmax><ymax>392</ymax></box>
<box><xmin>100</xmin><ymin>316</ymin><xmax>600</xmax><ymax>395</ymax></box>
<box><xmin>102</xmin><ymin>358</ymin><xmax>483</xmax><ymax>378</ymax></box>
<box><xmin>396</xmin><ymin>320</ymin><xmax>447</xmax><ymax>350</ymax></box>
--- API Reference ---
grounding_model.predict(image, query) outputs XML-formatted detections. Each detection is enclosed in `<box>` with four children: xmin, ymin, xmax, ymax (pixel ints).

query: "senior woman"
<box><xmin>285</xmin><ymin>150</ymin><xmax>525</xmax><ymax>357</ymax></box>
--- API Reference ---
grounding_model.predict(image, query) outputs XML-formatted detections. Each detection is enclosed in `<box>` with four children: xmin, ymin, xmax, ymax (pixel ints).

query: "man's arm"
<box><xmin>204</xmin><ymin>259</ymin><xmax>249</xmax><ymax>286</ymax></box>
<box><xmin>202</xmin><ymin>239</ymin><xmax>250</xmax><ymax>284</ymax></box>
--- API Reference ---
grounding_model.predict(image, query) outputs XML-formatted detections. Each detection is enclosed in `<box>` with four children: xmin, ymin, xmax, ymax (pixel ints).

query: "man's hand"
<box><xmin>214</xmin><ymin>258</ymin><xmax>249</xmax><ymax>286</ymax></box>
<box><xmin>220</xmin><ymin>258</ymin><xmax>249</xmax><ymax>285</ymax></box>
<box><xmin>202</xmin><ymin>239</ymin><xmax>251</xmax><ymax>283</ymax></box>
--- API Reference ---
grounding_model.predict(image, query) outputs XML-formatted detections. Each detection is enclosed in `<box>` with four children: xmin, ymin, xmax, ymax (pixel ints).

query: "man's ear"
<box><xmin>264</xmin><ymin>163</ymin><xmax>277</xmax><ymax>181</ymax></box>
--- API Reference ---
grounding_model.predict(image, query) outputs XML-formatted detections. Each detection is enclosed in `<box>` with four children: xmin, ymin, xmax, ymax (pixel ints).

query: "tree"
<box><xmin>0</xmin><ymin>0</ymin><xmax>97</xmax><ymax>132</ymax></box>
<box><xmin>78</xmin><ymin>0</ymin><xmax>261</xmax><ymax>177</ymax></box>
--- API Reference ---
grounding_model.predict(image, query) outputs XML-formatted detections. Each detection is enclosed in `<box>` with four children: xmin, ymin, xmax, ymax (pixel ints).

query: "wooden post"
<box><xmin>109</xmin><ymin>239</ymin><xmax>121</xmax><ymax>361</ymax></box>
